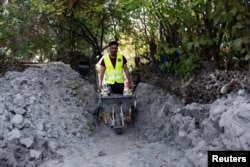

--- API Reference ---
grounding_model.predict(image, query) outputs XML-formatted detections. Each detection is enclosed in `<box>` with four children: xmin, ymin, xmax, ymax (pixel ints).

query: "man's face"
<box><xmin>109</xmin><ymin>44</ymin><xmax>118</xmax><ymax>56</ymax></box>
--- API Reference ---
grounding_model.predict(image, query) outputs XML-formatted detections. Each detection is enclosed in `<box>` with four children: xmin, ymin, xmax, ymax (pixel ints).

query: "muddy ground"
<box><xmin>0</xmin><ymin>62</ymin><xmax>250</xmax><ymax>167</ymax></box>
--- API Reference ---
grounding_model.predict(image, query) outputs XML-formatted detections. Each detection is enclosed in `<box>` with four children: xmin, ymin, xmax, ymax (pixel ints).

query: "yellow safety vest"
<box><xmin>104</xmin><ymin>53</ymin><xmax>124</xmax><ymax>84</ymax></box>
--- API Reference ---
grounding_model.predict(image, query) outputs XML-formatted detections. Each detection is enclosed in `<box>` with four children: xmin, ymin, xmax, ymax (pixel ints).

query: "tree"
<box><xmin>0</xmin><ymin>0</ymin><xmax>249</xmax><ymax>73</ymax></box>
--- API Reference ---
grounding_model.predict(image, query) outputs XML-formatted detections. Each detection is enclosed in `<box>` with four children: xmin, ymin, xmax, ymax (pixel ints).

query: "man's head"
<box><xmin>109</xmin><ymin>41</ymin><xmax>119</xmax><ymax>57</ymax></box>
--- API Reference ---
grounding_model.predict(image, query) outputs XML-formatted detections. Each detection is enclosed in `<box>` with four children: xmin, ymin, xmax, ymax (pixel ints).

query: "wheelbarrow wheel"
<box><xmin>115</xmin><ymin>128</ymin><xmax>122</xmax><ymax>135</ymax></box>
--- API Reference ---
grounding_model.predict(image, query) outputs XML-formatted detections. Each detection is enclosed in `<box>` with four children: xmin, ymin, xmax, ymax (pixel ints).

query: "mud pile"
<box><xmin>138</xmin><ymin>64</ymin><xmax>250</xmax><ymax>104</ymax></box>
<box><xmin>134</xmin><ymin>83</ymin><xmax>250</xmax><ymax>166</ymax></box>
<box><xmin>0</xmin><ymin>62</ymin><xmax>97</xmax><ymax>167</ymax></box>
<box><xmin>1</xmin><ymin>61</ymin><xmax>249</xmax><ymax>167</ymax></box>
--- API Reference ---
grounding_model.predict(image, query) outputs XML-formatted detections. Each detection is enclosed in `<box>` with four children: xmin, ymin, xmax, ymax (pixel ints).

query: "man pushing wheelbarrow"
<box><xmin>98</xmin><ymin>41</ymin><xmax>131</xmax><ymax>96</ymax></box>
<box><xmin>96</xmin><ymin>41</ymin><xmax>136</xmax><ymax>134</ymax></box>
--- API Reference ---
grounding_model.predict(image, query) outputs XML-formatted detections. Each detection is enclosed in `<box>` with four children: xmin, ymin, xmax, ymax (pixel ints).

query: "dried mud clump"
<box><xmin>181</xmin><ymin>70</ymin><xmax>250</xmax><ymax>104</ymax></box>
<box><xmin>138</xmin><ymin>65</ymin><xmax>249</xmax><ymax>104</ymax></box>
<box><xmin>0</xmin><ymin>62</ymin><xmax>97</xmax><ymax>167</ymax></box>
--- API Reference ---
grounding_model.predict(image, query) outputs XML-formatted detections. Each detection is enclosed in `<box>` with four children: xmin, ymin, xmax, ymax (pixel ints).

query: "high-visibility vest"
<box><xmin>104</xmin><ymin>53</ymin><xmax>124</xmax><ymax>84</ymax></box>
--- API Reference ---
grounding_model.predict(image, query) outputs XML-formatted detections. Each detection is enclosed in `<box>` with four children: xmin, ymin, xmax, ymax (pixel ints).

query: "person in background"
<box><xmin>98</xmin><ymin>41</ymin><xmax>131</xmax><ymax>95</ymax></box>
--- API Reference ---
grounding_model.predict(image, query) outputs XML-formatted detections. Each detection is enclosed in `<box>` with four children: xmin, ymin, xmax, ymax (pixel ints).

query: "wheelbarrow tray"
<box><xmin>100</xmin><ymin>95</ymin><xmax>134</xmax><ymax>112</ymax></box>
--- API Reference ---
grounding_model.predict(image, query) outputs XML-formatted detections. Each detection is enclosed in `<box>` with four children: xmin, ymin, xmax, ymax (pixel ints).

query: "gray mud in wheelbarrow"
<box><xmin>100</xmin><ymin>95</ymin><xmax>134</xmax><ymax>112</ymax></box>
<box><xmin>97</xmin><ymin>94</ymin><xmax>136</xmax><ymax>134</ymax></box>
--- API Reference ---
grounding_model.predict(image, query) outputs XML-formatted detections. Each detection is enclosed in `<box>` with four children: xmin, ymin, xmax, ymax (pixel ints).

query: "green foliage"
<box><xmin>159</xmin><ymin>61</ymin><xmax>173</xmax><ymax>73</ymax></box>
<box><xmin>174</xmin><ymin>54</ymin><xmax>202</xmax><ymax>80</ymax></box>
<box><xmin>0</xmin><ymin>0</ymin><xmax>249</xmax><ymax>73</ymax></box>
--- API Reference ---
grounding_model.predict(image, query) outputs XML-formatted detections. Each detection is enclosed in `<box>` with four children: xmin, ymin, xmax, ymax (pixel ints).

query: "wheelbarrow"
<box><xmin>95</xmin><ymin>94</ymin><xmax>137</xmax><ymax>135</ymax></box>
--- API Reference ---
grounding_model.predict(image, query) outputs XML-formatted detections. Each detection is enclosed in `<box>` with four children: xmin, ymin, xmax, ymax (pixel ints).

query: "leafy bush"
<box><xmin>174</xmin><ymin>54</ymin><xmax>202</xmax><ymax>80</ymax></box>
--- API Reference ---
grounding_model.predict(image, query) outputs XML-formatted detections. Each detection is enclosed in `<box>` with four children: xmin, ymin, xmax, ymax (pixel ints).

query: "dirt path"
<box><xmin>41</xmin><ymin>122</ymin><xmax>181</xmax><ymax>167</ymax></box>
<box><xmin>1</xmin><ymin>62</ymin><xmax>249</xmax><ymax>167</ymax></box>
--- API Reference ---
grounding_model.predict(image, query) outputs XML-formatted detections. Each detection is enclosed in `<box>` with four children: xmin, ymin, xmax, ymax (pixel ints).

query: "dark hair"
<box><xmin>109</xmin><ymin>41</ymin><xmax>119</xmax><ymax>47</ymax></box>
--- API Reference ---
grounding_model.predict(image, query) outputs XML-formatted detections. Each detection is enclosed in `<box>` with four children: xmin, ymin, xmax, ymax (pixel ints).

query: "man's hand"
<box><xmin>125</xmin><ymin>79</ymin><xmax>131</xmax><ymax>90</ymax></box>
<box><xmin>98</xmin><ymin>83</ymin><xmax>102</xmax><ymax>92</ymax></box>
<box><xmin>127</xmin><ymin>80</ymin><xmax>131</xmax><ymax>89</ymax></box>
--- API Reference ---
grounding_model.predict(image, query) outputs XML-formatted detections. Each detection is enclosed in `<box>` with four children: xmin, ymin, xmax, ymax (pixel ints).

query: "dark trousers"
<box><xmin>107</xmin><ymin>82</ymin><xmax>124</xmax><ymax>95</ymax></box>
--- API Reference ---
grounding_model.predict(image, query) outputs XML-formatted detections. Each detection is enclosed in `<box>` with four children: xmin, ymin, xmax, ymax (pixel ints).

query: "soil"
<box><xmin>134</xmin><ymin>62</ymin><xmax>250</xmax><ymax>104</ymax></box>
<box><xmin>0</xmin><ymin>61</ymin><xmax>249</xmax><ymax>167</ymax></box>
<box><xmin>41</xmin><ymin>124</ymin><xmax>181</xmax><ymax>167</ymax></box>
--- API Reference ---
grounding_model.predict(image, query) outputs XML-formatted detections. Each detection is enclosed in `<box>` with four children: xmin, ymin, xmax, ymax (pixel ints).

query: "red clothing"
<box><xmin>100</xmin><ymin>55</ymin><xmax>127</xmax><ymax>68</ymax></box>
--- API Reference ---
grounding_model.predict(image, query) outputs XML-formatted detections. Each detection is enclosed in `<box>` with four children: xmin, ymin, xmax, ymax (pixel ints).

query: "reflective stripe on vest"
<box><xmin>104</xmin><ymin>53</ymin><xmax>124</xmax><ymax>84</ymax></box>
